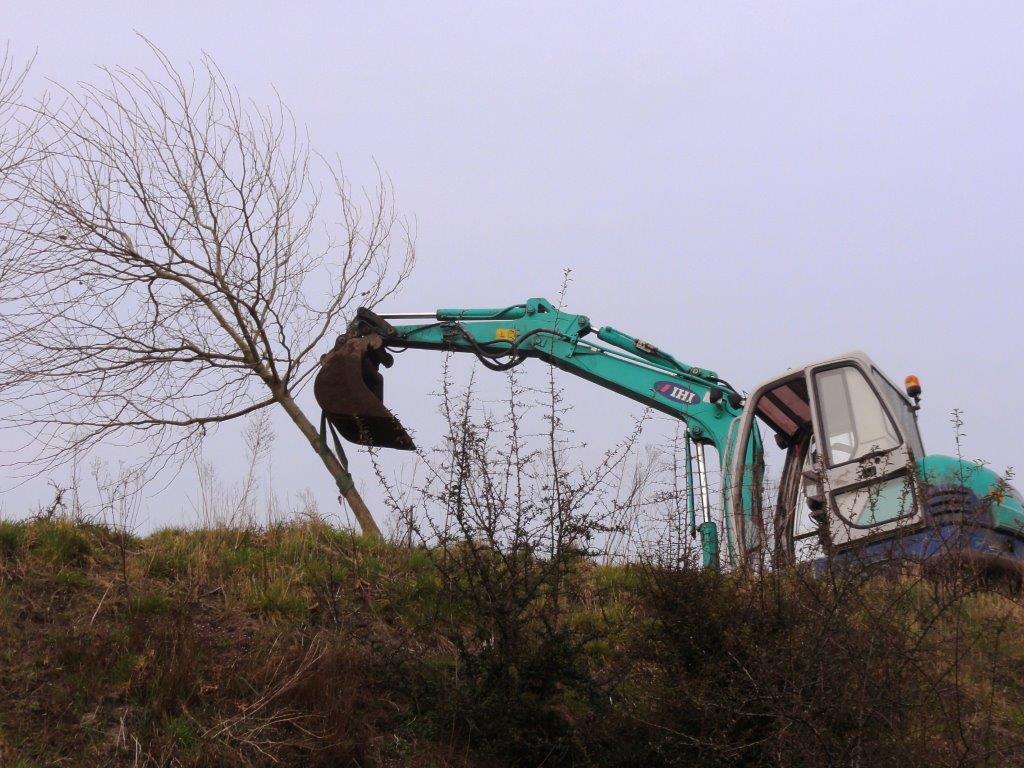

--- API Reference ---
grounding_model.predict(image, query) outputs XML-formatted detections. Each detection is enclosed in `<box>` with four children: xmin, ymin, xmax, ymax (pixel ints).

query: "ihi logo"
<box><xmin>654</xmin><ymin>381</ymin><xmax>700</xmax><ymax>405</ymax></box>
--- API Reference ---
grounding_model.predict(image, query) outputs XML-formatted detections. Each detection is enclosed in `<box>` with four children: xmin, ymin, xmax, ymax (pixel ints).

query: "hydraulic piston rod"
<box><xmin>694</xmin><ymin>441</ymin><xmax>719</xmax><ymax>569</ymax></box>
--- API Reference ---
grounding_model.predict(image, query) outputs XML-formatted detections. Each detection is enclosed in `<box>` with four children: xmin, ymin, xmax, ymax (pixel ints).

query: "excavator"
<box><xmin>314</xmin><ymin>298</ymin><xmax>1024</xmax><ymax>572</ymax></box>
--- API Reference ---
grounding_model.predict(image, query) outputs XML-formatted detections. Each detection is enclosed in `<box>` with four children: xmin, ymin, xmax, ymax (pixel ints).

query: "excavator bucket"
<box><xmin>314</xmin><ymin>332</ymin><xmax>416</xmax><ymax>450</ymax></box>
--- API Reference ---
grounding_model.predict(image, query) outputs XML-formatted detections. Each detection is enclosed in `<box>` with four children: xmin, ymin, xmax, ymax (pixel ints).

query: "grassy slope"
<box><xmin>2</xmin><ymin>517</ymin><xmax>1024</xmax><ymax>767</ymax></box>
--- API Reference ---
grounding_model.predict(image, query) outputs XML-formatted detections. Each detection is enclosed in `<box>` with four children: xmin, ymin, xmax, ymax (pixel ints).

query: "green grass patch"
<box><xmin>32</xmin><ymin>521</ymin><xmax>91</xmax><ymax>566</ymax></box>
<box><xmin>146</xmin><ymin>547</ymin><xmax>191</xmax><ymax>580</ymax></box>
<box><xmin>247</xmin><ymin>579</ymin><xmax>307</xmax><ymax>618</ymax></box>
<box><xmin>129</xmin><ymin>591</ymin><xmax>173</xmax><ymax>616</ymax></box>
<box><xmin>218</xmin><ymin>544</ymin><xmax>257</xmax><ymax>574</ymax></box>
<box><xmin>108</xmin><ymin>652</ymin><xmax>135</xmax><ymax>686</ymax></box>
<box><xmin>302</xmin><ymin>558</ymin><xmax>350</xmax><ymax>587</ymax></box>
<box><xmin>354</xmin><ymin>552</ymin><xmax>385</xmax><ymax>582</ymax></box>
<box><xmin>164</xmin><ymin>715</ymin><xmax>199</xmax><ymax>752</ymax></box>
<box><xmin>592</xmin><ymin>563</ymin><xmax>644</xmax><ymax>594</ymax></box>
<box><xmin>54</xmin><ymin>569</ymin><xmax>90</xmax><ymax>589</ymax></box>
<box><xmin>31</xmin><ymin>520</ymin><xmax>92</xmax><ymax>569</ymax></box>
<box><xmin>0</xmin><ymin>519</ymin><xmax>26</xmax><ymax>557</ymax></box>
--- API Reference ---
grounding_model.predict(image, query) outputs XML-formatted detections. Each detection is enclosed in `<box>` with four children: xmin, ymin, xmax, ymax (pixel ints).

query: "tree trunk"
<box><xmin>274</xmin><ymin>388</ymin><xmax>383</xmax><ymax>539</ymax></box>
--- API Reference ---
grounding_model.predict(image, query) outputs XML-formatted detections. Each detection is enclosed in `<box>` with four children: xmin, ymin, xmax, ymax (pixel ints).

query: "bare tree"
<box><xmin>0</xmin><ymin>42</ymin><xmax>414</xmax><ymax>537</ymax></box>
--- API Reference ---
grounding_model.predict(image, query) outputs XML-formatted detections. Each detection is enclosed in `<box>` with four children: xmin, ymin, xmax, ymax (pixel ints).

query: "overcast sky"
<box><xmin>3</xmin><ymin>1</ymin><xmax>1023</xmax><ymax>531</ymax></box>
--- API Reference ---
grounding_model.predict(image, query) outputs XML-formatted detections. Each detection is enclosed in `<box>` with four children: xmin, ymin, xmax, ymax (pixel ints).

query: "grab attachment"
<box><xmin>314</xmin><ymin>311</ymin><xmax>416</xmax><ymax>450</ymax></box>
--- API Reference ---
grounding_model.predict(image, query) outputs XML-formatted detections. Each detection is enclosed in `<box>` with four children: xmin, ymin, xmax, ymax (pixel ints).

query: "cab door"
<box><xmin>808</xmin><ymin>360</ymin><xmax>921</xmax><ymax>548</ymax></box>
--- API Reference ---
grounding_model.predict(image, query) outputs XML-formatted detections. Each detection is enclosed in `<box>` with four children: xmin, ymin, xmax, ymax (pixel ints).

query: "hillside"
<box><xmin>2</xmin><ymin>516</ymin><xmax>1024</xmax><ymax>767</ymax></box>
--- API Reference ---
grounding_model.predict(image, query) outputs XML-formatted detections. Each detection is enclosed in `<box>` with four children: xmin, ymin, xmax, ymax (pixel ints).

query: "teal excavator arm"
<box><xmin>315</xmin><ymin>297</ymin><xmax>764</xmax><ymax>567</ymax></box>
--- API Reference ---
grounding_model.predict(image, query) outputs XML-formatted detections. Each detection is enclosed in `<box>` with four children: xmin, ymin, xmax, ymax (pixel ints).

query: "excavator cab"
<box><xmin>729</xmin><ymin>352</ymin><xmax>924</xmax><ymax>564</ymax></box>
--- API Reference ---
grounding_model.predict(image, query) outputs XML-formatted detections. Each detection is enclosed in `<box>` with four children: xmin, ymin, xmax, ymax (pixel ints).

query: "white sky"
<box><xmin>3</xmin><ymin>1</ymin><xmax>1023</xmax><ymax>532</ymax></box>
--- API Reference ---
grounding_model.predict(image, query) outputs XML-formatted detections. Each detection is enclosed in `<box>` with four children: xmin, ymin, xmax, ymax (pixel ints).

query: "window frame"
<box><xmin>811</xmin><ymin>363</ymin><xmax>904</xmax><ymax>470</ymax></box>
<box><xmin>871</xmin><ymin>366</ymin><xmax>924</xmax><ymax>458</ymax></box>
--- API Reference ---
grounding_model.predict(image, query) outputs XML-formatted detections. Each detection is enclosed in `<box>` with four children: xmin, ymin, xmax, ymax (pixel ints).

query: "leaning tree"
<box><xmin>0</xmin><ymin>43</ymin><xmax>414</xmax><ymax>537</ymax></box>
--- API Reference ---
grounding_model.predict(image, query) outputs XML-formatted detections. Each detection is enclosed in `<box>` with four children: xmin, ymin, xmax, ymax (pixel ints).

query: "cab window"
<box><xmin>815</xmin><ymin>366</ymin><xmax>899</xmax><ymax>466</ymax></box>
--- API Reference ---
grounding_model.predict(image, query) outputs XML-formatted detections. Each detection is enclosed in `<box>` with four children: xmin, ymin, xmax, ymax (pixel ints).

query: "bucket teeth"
<box><xmin>314</xmin><ymin>333</ymin><xmax>416</xmax><ymax>450</ymax></box>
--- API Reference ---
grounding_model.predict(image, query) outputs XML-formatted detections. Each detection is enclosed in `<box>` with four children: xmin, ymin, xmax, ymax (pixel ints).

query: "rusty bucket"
<box><xmin>314</xmin><ymin>333</ymin><xmax>416</xmax><ymax>450</ymax></box>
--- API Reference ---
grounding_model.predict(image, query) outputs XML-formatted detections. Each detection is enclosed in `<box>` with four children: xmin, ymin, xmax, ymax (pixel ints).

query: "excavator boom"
<box><xmin>315</xmin><ymin>298</ymin><xmax>764</xmax><ymax>566</ymax></box>
<box><xmin>314</xmin><ymin>296</ymin><xmax>1024</xmax><ymax>574</ymax></box>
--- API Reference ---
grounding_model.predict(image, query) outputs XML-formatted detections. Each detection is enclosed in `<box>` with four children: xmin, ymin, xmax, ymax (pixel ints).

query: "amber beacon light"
<box><xmin>904</xmin><ymin>374</ymin><xmax>922</xmax><ymax>409</ymax></box>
